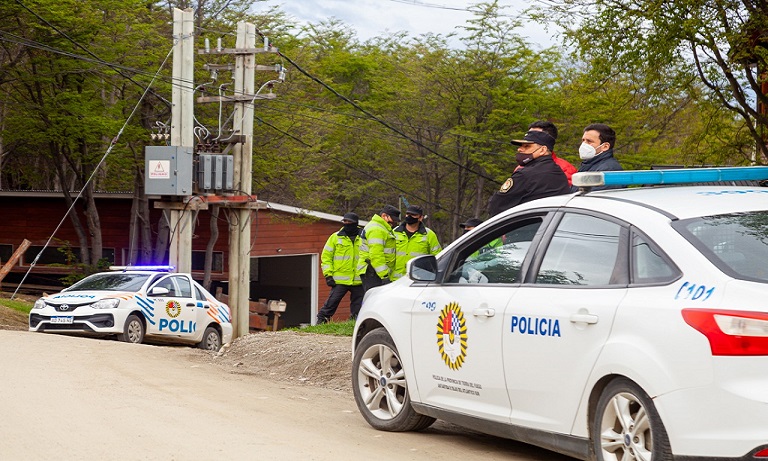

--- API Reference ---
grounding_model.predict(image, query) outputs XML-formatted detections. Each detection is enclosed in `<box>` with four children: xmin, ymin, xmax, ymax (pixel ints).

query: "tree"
<box><xmin>542</xmin><ymin>0</ymin><xmax>768</xmax><ymax>165</ymax></box>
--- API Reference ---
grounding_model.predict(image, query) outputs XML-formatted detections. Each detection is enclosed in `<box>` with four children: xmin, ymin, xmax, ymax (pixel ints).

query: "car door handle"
<box><xmin>472</xmin><ymin>308</ymin><xmax>495</xmax><ymax>317</ymax></box>
<box><xmin>186</xmin><ymin>303</ymin><xmax>196</xmax><ymax>307</ymax></box>
<box><xmin>570</xmin><ymin>313</ymin><xmax>598</xmax><ymax>324</ymax></box>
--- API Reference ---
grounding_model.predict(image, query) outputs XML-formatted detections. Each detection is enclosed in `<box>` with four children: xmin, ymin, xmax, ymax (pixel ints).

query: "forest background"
<box><xmin>1</xmin><ymin>0</ymin><xmax>767</xmax><ymax>269</ymax></box>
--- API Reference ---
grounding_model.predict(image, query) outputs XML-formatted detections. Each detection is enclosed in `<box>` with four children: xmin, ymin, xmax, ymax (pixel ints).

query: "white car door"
<box><xmin>148</xmin><ymin>274</ymin><xmax>200</xmax><ymax>339</ymax></box>
<box><xmin>409</xmin><ymin>215</ymin><xmax>547</xmax><ymax>423</ymax></box>
<box><xmin>503</xmin><ymin>211</ymin><xmax>628</xmax><ymax>434</ymax></box>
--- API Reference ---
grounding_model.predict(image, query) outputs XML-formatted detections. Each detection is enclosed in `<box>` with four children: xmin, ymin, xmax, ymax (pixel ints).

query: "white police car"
<box><xmin>352</xmin><ymin>167</ymin><xmax>768</xmax><ymax>461</ymax></box>
<box><xmin>29</xmin><ymin>266</ymin><xmax>232</xmax><ymax>351</ymax></box>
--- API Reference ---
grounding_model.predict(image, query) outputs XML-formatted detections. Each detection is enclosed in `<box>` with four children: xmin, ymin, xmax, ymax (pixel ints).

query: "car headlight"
<box><xmin>33</xmin><ymin>299</ymin><xmax>46</xmax><ymax>310</ymax></box>
<box><xmin>91</xmin><ymin>298</ymin><xmax>120</xmax><ymax>309</ymax></box>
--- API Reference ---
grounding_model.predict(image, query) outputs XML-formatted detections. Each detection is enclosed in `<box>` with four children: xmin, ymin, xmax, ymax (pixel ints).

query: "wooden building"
<box><xmin>0</xmin><ymin>191</ymin><xmax>366</xmax><ymax>327</ymax></box>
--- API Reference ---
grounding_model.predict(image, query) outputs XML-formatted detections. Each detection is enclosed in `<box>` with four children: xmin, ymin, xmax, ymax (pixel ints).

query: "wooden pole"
<box><xmin>0</xmin><ymin>239</ymin><xmax>31</xmax><ymax>284</ymax></box>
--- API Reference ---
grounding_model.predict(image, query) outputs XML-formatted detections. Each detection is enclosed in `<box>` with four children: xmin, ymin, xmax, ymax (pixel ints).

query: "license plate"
<box><xmin>50</xmin><ymin>316</ymin><xmax>74</xmax><ymax>324</ymax></box>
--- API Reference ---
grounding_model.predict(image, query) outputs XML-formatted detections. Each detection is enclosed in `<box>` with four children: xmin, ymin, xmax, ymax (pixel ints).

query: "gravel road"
<box><xmin>0</xmin><ymin>329</ymin><xmax>577</xmax><ymax>460</ymax></box>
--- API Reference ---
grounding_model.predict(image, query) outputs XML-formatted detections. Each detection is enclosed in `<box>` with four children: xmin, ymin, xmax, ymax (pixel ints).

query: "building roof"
<box><xmin>0</xmin><ymin>190</ymin><xmax>367</xmax><ymax>225</ymax></box>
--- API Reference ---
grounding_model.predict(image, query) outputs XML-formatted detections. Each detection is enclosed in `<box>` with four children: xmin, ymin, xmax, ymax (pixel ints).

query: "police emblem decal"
<box><xmin>165</xmin><ymin>300</ymin><xmax>181</xmax><ymax>318</ymax></box>
<box><xmin>499</xmin><ymin>178</ymin><xmax>513</xmax><ymax>192</ymax></box>
<box><xmin>436</xmin><ymin>302</ymin><xmax>468</xmax><ymax>370</ymax></box>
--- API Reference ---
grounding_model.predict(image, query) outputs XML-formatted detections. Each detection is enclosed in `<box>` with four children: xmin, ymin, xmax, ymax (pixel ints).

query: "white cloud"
<box><xmin>258</xmin><ymin>0</ymin><xmax>560</xmax><ymax>49</ymax></box>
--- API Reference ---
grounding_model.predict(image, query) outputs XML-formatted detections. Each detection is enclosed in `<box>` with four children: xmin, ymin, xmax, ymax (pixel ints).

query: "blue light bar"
<box><xmin>572</xmin><ymin>167</ymin><xmax>768</xmax><ymax>188</ymax></box>
<box><xmin>109</xmin><ymin>265</ymin><xmax>176</xmax><ymax>272</ymax></box>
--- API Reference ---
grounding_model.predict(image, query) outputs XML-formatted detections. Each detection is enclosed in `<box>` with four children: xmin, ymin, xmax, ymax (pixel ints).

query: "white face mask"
<box><xmin>579</xmin><ymin>142</ymin><xmax>598</xmax><ymax>160</ymax></box>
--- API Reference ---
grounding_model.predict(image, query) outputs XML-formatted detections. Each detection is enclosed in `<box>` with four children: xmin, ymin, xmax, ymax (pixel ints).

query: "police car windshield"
<box><xmin>64</xmin><ymin>273</ymin><xmax>152</xmax><ymax>292</ymax></box>
<box><xmin>675</xmin><ymin>211</ymin><xmax>768</xmax><ymax>283</ymax></box>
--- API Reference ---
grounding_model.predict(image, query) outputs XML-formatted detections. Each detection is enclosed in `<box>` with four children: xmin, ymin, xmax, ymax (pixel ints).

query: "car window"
<box><xmin>535</xmin><ymin>213</ymin><xmax>623</xmax><ymax>286</ymax></box>
<box><xmin>631</xmin><ymin>232</ymin><xmax>679</xmax><ymax>284</ymax></box>
<box><xmin>194</xmin><ymin>284</ymin><xmax>207</xmax><ymax>301</ymax></box>
<box><xmin>674</xmin><ymin>211</ymin><xmax>768</xmax><ymax>282</ymax></box>
<box><xmin>153</xmin><ymin>277</ymin><xmax>177</xmax><ymax>296</ymax></box>
<box><xmin>446</xmin><ymin>218</ymin><xmax>543</xmax><ymax>284</ymax></box>
<box><xmin>172</xmin><ymin>275</ymin><xmax>193</xmax><ymax>298</ymax></box>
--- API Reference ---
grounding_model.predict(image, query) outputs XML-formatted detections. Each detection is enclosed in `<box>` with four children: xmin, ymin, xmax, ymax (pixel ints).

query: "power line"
<box><xmin>14</xmin><ymin>0</ymin><xmax>172</xmax><ymax>108</ymax></box>
<box><xmin>254</xmin><ymin>115</ymin><xmax>466</xmax><ymax>220</ymax></box>
<box><xmin>274</xmin><ymin>51</ymin><xmax>501</xmax><ymax>185</ymax></box>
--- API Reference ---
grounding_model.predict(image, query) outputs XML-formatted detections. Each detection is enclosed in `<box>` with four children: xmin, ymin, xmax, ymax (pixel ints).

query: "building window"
<box><xmin>24</xmin><ymin>246</ymin><xmax>115</xmax><ymax>266</ymax></box>
<box><xmin>191</xmin><ymin>251</ymin><xmax>224</xmax><ymax>272</ymax></box>
<box><xmin>0</xmin><ymin>244</ymin><xmax>13</xmax><ymax>263</ymax></box>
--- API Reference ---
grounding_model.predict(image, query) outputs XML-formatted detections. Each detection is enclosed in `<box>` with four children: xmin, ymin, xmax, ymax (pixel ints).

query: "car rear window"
<box><xmin>64</xmin><ymin>273</ymin><xmax>152</xmax><ymax>292</ymax></box>
<box><xmin>675</xmin><ymin>211</ymin><xmax>768</xmax><ymax>283</ymax></box>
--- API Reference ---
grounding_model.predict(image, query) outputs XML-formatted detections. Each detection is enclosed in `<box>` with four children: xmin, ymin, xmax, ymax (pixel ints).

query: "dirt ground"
<box><xmin>0</xmin><ymin>298</ymin><xmax>354</xmax><ymax>393</ymax></box>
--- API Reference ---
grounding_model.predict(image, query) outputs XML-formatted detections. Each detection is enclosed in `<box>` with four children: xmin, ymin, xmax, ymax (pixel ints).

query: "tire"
<box><xmin>592</xmin><ymin>378</ymin><xmax>672</xmax><ymax>461</ymax></box>
<box><xmin>352</xmin><ymin>327</ymin><xmax>435</xmax><ymax>432</ymax></box>
<box><xmin>197</xmin><ymin>326</ymin><xmax>222</xmax><ymax>351</ymax></box>
<box><xmin>118</xmin><ymin>314</ymin><xmax>145</xmax><ymax>344</ymax></box>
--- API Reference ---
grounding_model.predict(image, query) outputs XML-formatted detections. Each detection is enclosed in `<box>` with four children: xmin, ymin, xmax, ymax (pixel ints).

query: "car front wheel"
<box><xmin>352</xmin><ymin>327</ymin><xmax>435</xmax><ymax>432</ymax></box>
<box><xmin>118</xmin><ymin>314</ymin><xmax>145</xmax><ymax>344</ymax></box>
<box><xmin>592</xmin><ymin>378</ymin><xmax>672</xmax><ymax>461</ymax></box>
<box><xmin>197</xmin><ymin>326</ymin><xmax>222</xmax><ymax>351</ymax></box>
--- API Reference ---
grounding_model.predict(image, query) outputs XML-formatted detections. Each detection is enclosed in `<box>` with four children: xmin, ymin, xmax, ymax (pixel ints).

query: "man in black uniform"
<box><xmin>487</xmin><ymin>130</ymin><xmax>570</xmax><ymax>217</ymax></box>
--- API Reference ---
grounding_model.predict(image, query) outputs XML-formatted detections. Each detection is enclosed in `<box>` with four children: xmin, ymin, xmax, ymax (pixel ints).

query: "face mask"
<box><xmin>343</xmin><ymin>223</ymin><xmax>358</xmax><ymax>234</ymax></box>
<box><xmin>515</xmin><ymin>152</ymin><xmax>534</xmax><ymax>166</ymax></box>
<box><xmin>404</xmin><ymin>215</ymin><xmax>419</xmax><ymax>225</ymax></box>
<box><xmin>579</xmin><ymin>142</ymin><xmax>598</xmax><ymax>160</ymax></box>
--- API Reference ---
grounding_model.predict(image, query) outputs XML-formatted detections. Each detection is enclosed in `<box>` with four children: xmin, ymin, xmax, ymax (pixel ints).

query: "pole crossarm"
<box><xmin>196</xmin><ymin>93</ymin><xmax>276</xmax><ymax>103</ymax></box>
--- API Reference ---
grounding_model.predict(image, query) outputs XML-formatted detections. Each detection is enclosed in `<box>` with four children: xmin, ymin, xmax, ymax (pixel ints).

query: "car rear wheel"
<box><xmin>352</xmin><ymin>327</ymin><xmax>435</xmax><ymax>432</ymax></box>
<box><xmin>118</xmin><ymin>314</ymin><xmax>145</xmax><ymax>344</ymax></box>
<box><xmin>197</xmin><ymin>326</ymin><xmax>222</xmax><ymax>351</ymax></box>
<box><xmin>592</xmin><ymin>378</ymin><xmax>672</xmax><ymax>461</ymax></box>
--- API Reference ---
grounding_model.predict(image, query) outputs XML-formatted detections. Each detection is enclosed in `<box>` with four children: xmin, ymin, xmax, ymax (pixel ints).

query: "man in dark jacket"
<box><xmin>487</xmin><ymin>130</ymin><xmax>570</xmax><ymax>217</ymax></box>
<box><xmin>572</xmin><ymin>123</ymin><xmax>623</xmax><ymax>191</ymax></box>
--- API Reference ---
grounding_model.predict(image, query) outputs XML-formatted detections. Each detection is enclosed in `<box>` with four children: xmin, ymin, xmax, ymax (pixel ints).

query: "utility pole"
<box><xmin>168</xmin><ymin>7</ymin><xmax>194</xmax><ymax>273</ymax></box>
<box><xmin>195</xmin><ymin>22</ymin><xmax>279</xmax><ymax>338</ymax></box>
<box><xmin>230</xmin><ymin>22</ymin><xmax>256</xmax><ymax>338</ymax></box>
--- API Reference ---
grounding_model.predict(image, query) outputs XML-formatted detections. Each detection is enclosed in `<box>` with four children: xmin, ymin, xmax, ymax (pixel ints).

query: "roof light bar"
<box><xmin>572</xmin><ymin>166</ymin><xmax>768</xmax><ymax>188</ymax></box>
<box><xmin>109</xmin><ymin>265</ymin><xmax>176</xmax><ymax>272</ymax></box>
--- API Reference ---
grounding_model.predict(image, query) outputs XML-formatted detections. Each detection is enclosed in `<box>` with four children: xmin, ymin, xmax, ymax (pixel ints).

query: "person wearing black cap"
<box><xmin>487</xmin><ymin>129</ymin><xmax>570</xmax><ymax>217</ymax></box>
<box><xmin>317</xmin><ymin>212</ymin><xmax>364</xmax><ymax>324</ymax></box>
<box><xmin>459</xmin><ymin>217</ymin><xmax>484</xmax><ymax>234</ymax></box>
<box><xmin>527</xmin><ymin>120</ymin><xmax>577</xmax><ymax>186</ymax></box>
<box><xmin>356</xmin><ymin>205</ymin><xmax>400</xmax><ymax>292</ymax></box>
<box><xmin>391</xmin><ymin>205</ymin><xmax>442</xmax><ymax>281</ymax></box>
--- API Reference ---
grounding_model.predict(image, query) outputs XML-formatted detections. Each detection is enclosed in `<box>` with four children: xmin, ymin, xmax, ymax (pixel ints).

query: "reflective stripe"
<box><xmin>383</xmin><ymin>248</ymin><xmax>395</xmax><ymax>254</ymax></box>
<box><xmin>409</xmin><ymin>251</ymin><xmax>427</xmax><ymax>256</ymax></box>
<box><xmin>321</xmin><ymin>264</ymin><xmax>331</xmax><ymax>271</ymax></box>
<box><xmin>396</xmin><ymin>251</ymin><xmax>407</xmax><ymax>256</ymax></box>
<box><xmin>334</xmin><ymin>255</ymin><xmax>351</xmax><ymax>261</ymax></box>
<box><xmin>323</xmin><ymin>245</ymin><xmax>334</xmax><ymax>252</ymax></box>
<box><xmin>373</xmin><ymin>264</ymin><xmax>389</xmax><ymax>272</ymax></box>
<box><xmin>367</xmin><ymin>238</ymin><xmax>385</xmax><ymax>245</ymax></box>
<box><xmin>333</xmin><ymin>275</ymin><xmax>351</xmax><ymax>281</ymax></box>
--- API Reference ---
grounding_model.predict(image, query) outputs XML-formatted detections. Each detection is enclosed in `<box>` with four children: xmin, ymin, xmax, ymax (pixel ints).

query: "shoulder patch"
<box><xmin>499</xmin><ymin>178</ymin><xmax>513</xmax><ymax>192</ymax></box>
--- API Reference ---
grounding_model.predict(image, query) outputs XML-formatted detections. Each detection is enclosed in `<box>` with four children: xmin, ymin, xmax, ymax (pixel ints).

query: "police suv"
<box><xmin>29</xmin><ymin>266</ymin><xmax>232</xmax><ymax>351</ymax></box>
<box><xmin>352</xmin><ymin>167</ymin><xmax>768</xmax><ymax>461</ymax></box>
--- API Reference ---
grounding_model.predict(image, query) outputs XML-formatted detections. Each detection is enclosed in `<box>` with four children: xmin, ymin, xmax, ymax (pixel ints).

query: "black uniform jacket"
<box><xmin>487</xmin><ymin>155</ymin><xmax>570</xmax><ymax>217</ymax></box>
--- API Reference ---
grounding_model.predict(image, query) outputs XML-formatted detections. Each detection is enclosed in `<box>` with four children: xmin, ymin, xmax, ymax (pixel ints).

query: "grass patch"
<box><xmin>0</xmin><ymin>297</ymin><xmax>34</xmax><ymax>314</ymax></box>
<box><xmin>289</xmin><ymin>319</ymin><xmax>354</xmax><ymax>336</ymax></box>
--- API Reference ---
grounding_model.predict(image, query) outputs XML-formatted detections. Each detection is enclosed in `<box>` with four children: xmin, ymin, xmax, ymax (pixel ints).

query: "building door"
<box><xmin>249</xmin><ymin>254</ymin><xmax>317</xmax><ymax>327</ymax></box>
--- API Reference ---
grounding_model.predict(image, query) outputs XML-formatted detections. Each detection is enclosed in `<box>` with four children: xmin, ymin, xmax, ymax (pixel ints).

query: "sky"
<box><xmin>257</xmin><ymin>0</ymin><xmax>562</xmax><ymax>49</ymax></box>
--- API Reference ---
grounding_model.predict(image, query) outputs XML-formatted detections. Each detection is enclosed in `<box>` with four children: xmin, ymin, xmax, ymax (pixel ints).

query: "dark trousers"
<box><xmin>317</xmin><ymin>284</ymin><xmax>364</xmax><ymax>322</ymax></box>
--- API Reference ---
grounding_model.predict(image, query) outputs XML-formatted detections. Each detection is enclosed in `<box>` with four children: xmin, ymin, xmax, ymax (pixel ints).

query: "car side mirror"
<box><xmin>150</xmin><ymin>286</ymin><xmax>170</xmax><ymax>296</ymax></box>
<box><xmin>409</xmin><ymin>255</ymin><xmax>438</xmax><ymax>282</ymax></box>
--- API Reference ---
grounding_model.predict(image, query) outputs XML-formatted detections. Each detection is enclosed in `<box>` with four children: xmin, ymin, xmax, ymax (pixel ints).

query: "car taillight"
<box><xmin>682</xmin><ymin>308</ymin><xmax>768</xmax><ymax>356</ymax></box>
